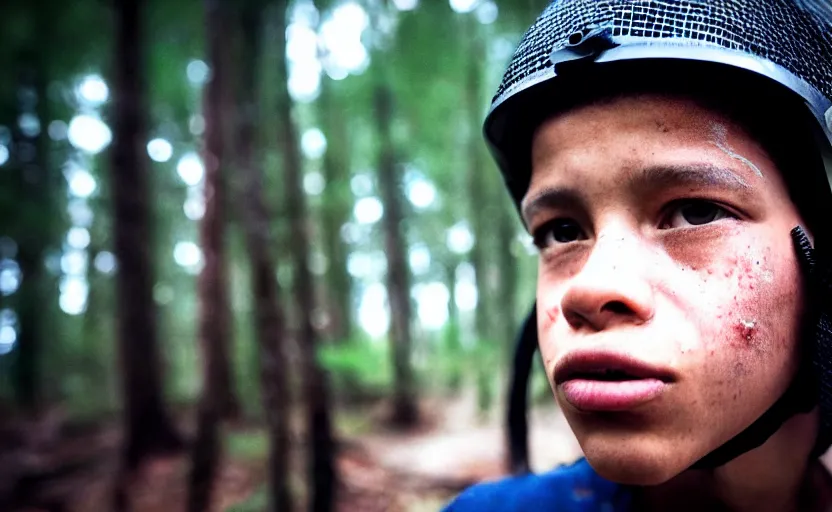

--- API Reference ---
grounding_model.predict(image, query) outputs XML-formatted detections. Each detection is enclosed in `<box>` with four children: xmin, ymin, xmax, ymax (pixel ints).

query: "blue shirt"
<box><xmin>441</xmin><ymin>459</ymin><xmax>632</xmax><ymax>512</ymax></box>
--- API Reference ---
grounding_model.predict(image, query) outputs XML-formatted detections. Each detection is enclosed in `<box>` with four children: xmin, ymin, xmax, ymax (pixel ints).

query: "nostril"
<box><xmin>601</xmin><ymin>301</ymin><xmax>632</xmax><ymax>316</ymax></box>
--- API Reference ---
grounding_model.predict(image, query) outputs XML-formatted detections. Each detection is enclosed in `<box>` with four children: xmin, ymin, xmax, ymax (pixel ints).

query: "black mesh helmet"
<box><xmin>486</xmin><ymin>0</ymin><xmax>832</xmax><ymax>208</ymax></box>
<box><xmin>496</xmin><ymin>0</ymin><xmax>832</xmax><ymax>473</ymax></box>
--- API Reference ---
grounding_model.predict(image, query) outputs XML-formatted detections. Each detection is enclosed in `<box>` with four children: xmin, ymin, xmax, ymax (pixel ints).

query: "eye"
<box><xmin>533</xmin><ymin>218</ymin><xmax>586</xmax><ymax>248</ymax></box>
<box><xmin>661</xmin><ymin>200</ymin><xmax>733</xmax><ymax>229</ymax></box>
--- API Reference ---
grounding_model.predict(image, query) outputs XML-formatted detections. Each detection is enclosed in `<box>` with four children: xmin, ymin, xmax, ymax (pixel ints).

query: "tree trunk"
<box><xmin>195</xmin><ymin>0</ymin><xmax>239</xmax><ymax>422</ymax></box>
<box><xmin>374</xmin><ymin>83</ymin><xmax>419</xmax><ymax>427</ymax></box>
<box><xmin>187</xmin><ymin>0</ymin><xmax>238</xmax><ymax>508</ymax></box>
<box><xmin>319</xmin><ymin>77</ymin><xmax>353</xmax><ymax>343</ymax></box>
<box><xmin>12</xmin><ymin>64</ymin><xmax>49</xmax><ymax>417</ymax></box>
<box><xmin>235</xmin><ymin>4</ymin><xmax>292</xmax><ymax>511</ymax></box>
<box><xmin>273</xmin><ymin>2</ymin><xmax>337</xmax><ymax>510</ymax></box>
<box><xmin>496</xmin><ymin>204</ymin><xmax>519</xmax><ymax>360</ymax></box>
<box><xmin>464</xmin><ymin>19</ymin><xmax>496</xmax><ymax>415</ymax></box>
<box><xmin>110</xmin><ymin>0</ymin><xmax>182</xmax><ymax>471</ymax></box>
<box><xmin>465</xmin><ymin>21</ymin><xmax>490</xmax><ymax>343</ymax></box>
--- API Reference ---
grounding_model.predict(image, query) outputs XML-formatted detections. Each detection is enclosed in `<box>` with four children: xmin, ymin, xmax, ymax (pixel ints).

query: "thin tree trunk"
<box><xmin>273</xmin><ymin>2</ymin><xmax>337</xmax><ymax>509</ymax></box>
<box><xmin>110</xmin><ymin>0</ymin><xmax>182</xmax><ymax>472</ymax></box>
<box><xmin>13</xmin><ymin>64</ymin><xmax>49</xmax><ymax>417</ymax></box>
<box><xmin>465</xmin><ymin>21</ymin><xmax>490</xmax><ymax>342</ymax></box>
<box><xmin>235</xmin><ymin>4</ymin><xmax>292</xmax><ymax>510</ymax></box>
<box><xmin>319</xmin><ymin>78</ymin><xmax>353</xmax><ymax>343</ymax></box>
<box><xmin>497</xmin><ymin>204</ymin><xmax>519</xmax><ymax>359</ymax></box>
<box><xmin>374</xmin><ymin>83</ymin><xmax>419</xmax><ymax>427</ymax></box>
<box><xmin>187</xmin><ymin>0</ymin><xmax>238</xmax><ymax>508</ymax></box>
<box><xmin>195</xmin><ymin>0</ymin><xmax>238</xmax><ymax>422</ymax></box>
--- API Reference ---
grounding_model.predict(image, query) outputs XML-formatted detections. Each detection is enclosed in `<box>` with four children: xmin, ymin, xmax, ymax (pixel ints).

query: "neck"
<box><xmin>635</xmin><ymin>409</ymin><xmax>832</xmax><ymax>512</ymax></box>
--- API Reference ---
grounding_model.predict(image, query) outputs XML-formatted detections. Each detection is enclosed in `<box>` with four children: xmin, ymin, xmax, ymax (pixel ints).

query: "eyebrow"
<box><xmin>521</xmin><ymin>163</ymin><xmax>753</xmax><ymax>226</ymax></box>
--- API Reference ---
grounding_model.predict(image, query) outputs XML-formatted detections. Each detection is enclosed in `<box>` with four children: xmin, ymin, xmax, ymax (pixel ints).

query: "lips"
<box><xmin>554</xmin><ymin>350</ymin><xmax>676</xmax><ymax>412</ymax></box>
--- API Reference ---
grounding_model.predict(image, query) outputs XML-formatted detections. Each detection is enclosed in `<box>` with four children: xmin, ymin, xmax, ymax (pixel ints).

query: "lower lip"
<box><xmin>561</xmin><ymin>378</ymin><xmax>667</xmax><ymax>411</ymax></box>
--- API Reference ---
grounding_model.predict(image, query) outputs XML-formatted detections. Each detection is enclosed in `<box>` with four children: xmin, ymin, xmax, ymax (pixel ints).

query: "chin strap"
<box><xmin>692</xmin><ymin>226</ymin><xmax>824</xmax><ymax>469</ymax></box>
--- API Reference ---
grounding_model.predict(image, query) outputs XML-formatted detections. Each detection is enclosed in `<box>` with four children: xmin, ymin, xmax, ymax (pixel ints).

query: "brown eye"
<box><xmin>662</xmin><ymin>200</ymin><xmax>732</xmax><ymax>229</ymax></box>
<box><xmin>533</xmin><ymin>218</ymin><xmax>585</xmax><ymax>248</ymax></box>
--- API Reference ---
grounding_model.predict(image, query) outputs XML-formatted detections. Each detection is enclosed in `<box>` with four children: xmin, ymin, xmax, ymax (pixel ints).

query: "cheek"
<box><xmin>685</xmin><ymin>239</ymin><xmax>802</xmax><ymax>382</ymax></box>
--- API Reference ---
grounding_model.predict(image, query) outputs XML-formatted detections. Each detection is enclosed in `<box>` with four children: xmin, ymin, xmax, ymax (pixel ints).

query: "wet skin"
<box><xmin>524</xmin><ymin>94</ymin><xmax>819</xmax><ymax>502</ymax></box>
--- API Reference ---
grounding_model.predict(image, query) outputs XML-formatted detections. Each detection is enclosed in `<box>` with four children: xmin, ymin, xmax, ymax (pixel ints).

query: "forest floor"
<box><xmin>4</xmin><ymin>391</ymin><xmax>583</xmax><ymax>512</ymax></box>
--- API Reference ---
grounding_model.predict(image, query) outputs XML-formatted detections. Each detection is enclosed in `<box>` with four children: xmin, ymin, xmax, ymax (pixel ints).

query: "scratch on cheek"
<box><xmin>710</xmin><ymin>123</ymin><xmax>764</xmax><ymax>178</ymax></box>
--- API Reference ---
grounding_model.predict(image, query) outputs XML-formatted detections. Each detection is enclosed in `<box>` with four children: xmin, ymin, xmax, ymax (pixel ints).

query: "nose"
<box><xmin>559</xmin><ymin>231</ymin><xmax>655</xmax><ymax>332</ymax></box>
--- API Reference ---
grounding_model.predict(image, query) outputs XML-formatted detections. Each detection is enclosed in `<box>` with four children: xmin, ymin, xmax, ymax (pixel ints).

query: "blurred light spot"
<box><xmin>147</xmin><ymin>138</ymin><xmax>173</xmax><ymax>162</ymax></box>
<box><xmin>187</xmin><ymin>60</ymin><xmax>210</xmax><ymax>85</ymax></box>
<box><xmin>173</xmin><ymin>241</ymin><xmax>203</xmax><ymax>269</ymax></box>
<box><xmin>59</xmin><ymin>276</ymin><xmax>88</xmax><ymax>315</ymax></box>
<box><xmin>350</xmin><ymin>173</ymin><xmax>373</xmax><ymax>196</ymax></box>
<box><xmin>358</xmin><ymin>282</ymin><xmax>389</xmax><ymax>337</ymax></box>
<box><xmin>518</xmin><ymin>232</ymin><xmax>537</xmax><ymax>255</ymax></box>
<box><xmin>78</xmin><ymin>75</ymin><xmax>109</xmax><ymax>105</ymax></box>
<box><xmin>333</xmin><ymin>2</ymin><xmax>369</xmax><ymax>30</ymax></box>
<box><xmin>407</xmin><ymin>178</ymin><xmax>436</xmax><ymax>209</ymax></box>
<box><xmin>189</xmin><ymin>115</ymin><xmax>205</xmax><ymax>136</ymax></box>
<box><xmin>455</xmin><ymin>263</ymin><xmax>478</xmax><ymax>312</ymax></box>
<box><xmin>301</xmin><ymin>128</ymin><xmax>327</xmax><ymax>159</ymax></box>
<box><xmin>476</xmin><ymin>1</ymin><xmax>498</xmax><ymax>24</ymax></box>
<box><xmin>304</xmin><ymin>171</ymin><xmax>326</xmax><ymax>196</ymax></box>
<box><xmin>48</xmin><ymin>120</ymin><xmax>68</xmax><ymax>141</ymax></box>
<box><xmin>393</xmin><ymin>0</ymin><xmax>419</xmax><ymax>10</ymax></box>
<box><xmin>415</xmin><ymin>282</ymin><xmax>449</xmax><ymax>330</ymax></box>
<box><xmin>0</xmin><ymin>259</ymin><xmax>21</xmax><ymax>296</ymax></box>
<box><xmin>491</xmin><ymin>37</ymin><xmax>515</xmax><ymax>62</ymax></box>
<box><xmin>0</xmin><ymin>237</ymin><xmax>17</xmax><ymax>259</ymax></box>
<box><xmin>67</xmin><ymin>227</ymin><xmax>90</xmax><ymax>250</ymax></box>
<box><xmin>0</xmin><ymin>146</ymin><xmax>8</xmax><ymax>167</ymax></box>
<box><xmin>310</xmin><ymin>251</ymin><xmax>328</xmax><ymax>276</ymax></box>
<box><xmin>177</xmin><ymin>152</ymin><xmax>204</xmax><ymax>186</ymax></box>
<box><xmin>18</xmin><ymin>113</ymin><xmax>41</xmax><ymax>138</ymax></box>
<box><xmin>324</xmin><ymin>65</ymin><xmax>349</xmax><ymax>81</ymax></box>
<box><xmin>447</xmin><ymin>222</ymin><xmax>474</xmax><ymax>254</ymax></box>
<box><xmin>450</xmin><ymin>0</ymin><xmax>478</xmax><ymax>13</ymax></box>
<box><xmin>0</xmin><ymin>324</ymin><xmax>16</xmax><ymax>355</ymax></box>
<box><xmin>68</xmin><ymin>115</ymin><xmax>112</xmax><ymax>154</ymax></box>
<box><xmin>347</xmin><ymin>251</ymin><xmax>387</xmax><ymax>279</ymax></box>
<box><xmin>354</xmin><ymin>197</ymin><xmax>383</xmax><ymax>224</ymax></box>
<box><xmin>0</xmin><ymin>126</ymin><xmax>10</xmax><ymax>145</ymax></box>
<box><xmin>320</xmin><ymin>4</ymin><xmax>370</xmax><ymax>74</ymax></box>
<box><xmin>93</xmin><ymin>251</ymin><xmax>117</xmax><ymax>274</ymax></box>
<box><xmin>68</xmin><ymin>199</ymin><xmax>94</xmax><ymax>227</ymax></box>
<box><xmin>68</xmin><ymin>170</ymin><xmax>97</xmax><ymax>198</ymax></box>
<box><xmin>1</xmin><ymin>309</ymin><xmax>16</xmax><ymax>325</ymax></box>
<box><xmin>289</xmin><ymin>60</ymin><xmax>322</xmax><ymax>102</ymax></box>
<box><xmin>340</xmin><ymin>223</ymin><xmax>360</xmax><ymax>245</ymax></box>
<box><xmin>290</xmin><ymin>0</ymin><xmax>320</xmax><ymax>27</ymax></box>
<box><xmin>61</xmin><ymin>249</ymin><xmax>87</xmax><ymax>275</ymax></box>
<box><xmin>184</xmin><ymin>196</ymin><xmax>205</xmax><ymax>221</ymax></box>
<box><xmin>287</xmin><ymin>23</ymin><xmax>319</xmax><ymax>63</ymax></box>
<box><xmin>153</xmin><ymin>283</ymin><xmax>175</xmax><ymax>305</ymax></box>
<box><xmin>409</xmin><ymin>244</ymin><xmax>431</xmax><ymax>275</ymax></box>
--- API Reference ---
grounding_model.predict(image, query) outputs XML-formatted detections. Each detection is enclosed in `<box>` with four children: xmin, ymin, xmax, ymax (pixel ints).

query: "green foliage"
<box><xmin>227</xmin><ymin>430</ymin><xmax>269</xmax><ymax>461</ymax></box>
<box><xmin>319</xmin><ymin>337</ymin><xmax>392</xmax><ymax>401</ymax></box>
<box><xmin>226</xmin><ymin>485</ymin><xmax>268</xmax><ymax>512</ymax></box>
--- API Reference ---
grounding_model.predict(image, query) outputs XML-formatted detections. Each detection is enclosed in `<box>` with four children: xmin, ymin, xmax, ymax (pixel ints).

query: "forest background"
<box><xmin>0</xmin><ymin>0</ymin><xmax>574</xmax><ymax>510</ymax></box>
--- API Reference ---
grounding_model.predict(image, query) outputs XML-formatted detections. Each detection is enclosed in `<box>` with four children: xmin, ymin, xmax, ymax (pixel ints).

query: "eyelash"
<box><xmin>531</xmin><ymin>199</ymin><xmax>738</xmax><ymax>250</ymax></box>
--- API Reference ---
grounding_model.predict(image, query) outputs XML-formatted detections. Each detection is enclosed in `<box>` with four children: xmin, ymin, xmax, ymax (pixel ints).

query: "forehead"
<box><xmin>526</xmin><ymin>93</ymin><xmax>778</xmax><ymax>193</ymax></box>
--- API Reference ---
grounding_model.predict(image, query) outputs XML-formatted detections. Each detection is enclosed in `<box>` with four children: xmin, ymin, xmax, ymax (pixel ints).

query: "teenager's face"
<box><xmin>526</xmin><ymin>94</ymin><xmax>808</xmax><ymax>485</ymax></box>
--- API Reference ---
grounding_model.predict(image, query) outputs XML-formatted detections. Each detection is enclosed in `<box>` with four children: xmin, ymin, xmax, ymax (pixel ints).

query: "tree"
<box><xmin>187</xmin><ymin>0</ymin><xmax>239</xmax><ymax>508</ymax></box>
<box><xmin>109</xmin><ymin>0</ymin><xmax>182</xmax><ymax>472</ymax></box>
<box><xmin>318</xmin><ymin>76</ymin><xmax>354</xmax><ymax>343</ymax></box>
<box><xmin>234</xmin><ymin>1</ymin><xmax>293</xmax><ymax>509</ymax></box>
<box><xmin>273</xmin><ymin>1</ymin><xmax>338</xmax><ymax>509</ymax></box>
<box><xmin>374</xmin><ymin>81</ymin><xmax>419</xmax><ymax>427</ymax></box>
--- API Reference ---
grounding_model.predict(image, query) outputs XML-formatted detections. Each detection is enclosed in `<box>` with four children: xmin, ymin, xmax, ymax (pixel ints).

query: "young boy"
<box><xmin>444</xmin><ymin>1</ymin><xmax>832</xmax><ymax>510</ymax></box>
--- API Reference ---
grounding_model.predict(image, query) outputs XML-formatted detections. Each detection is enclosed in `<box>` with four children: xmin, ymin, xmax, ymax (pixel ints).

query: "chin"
<box><xmin>579</xmin><ymin>436</ymin><xmax>693</xmax><ymax>486</ymax></box>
